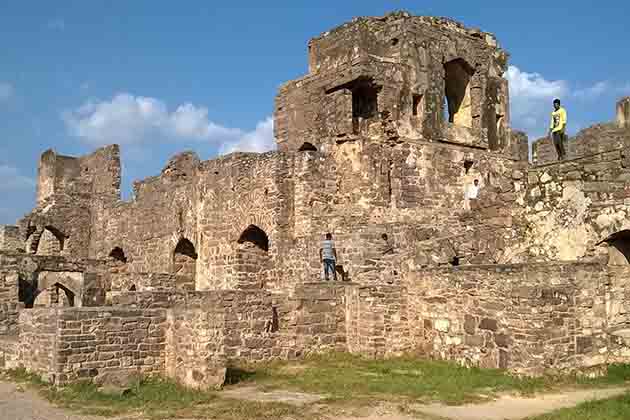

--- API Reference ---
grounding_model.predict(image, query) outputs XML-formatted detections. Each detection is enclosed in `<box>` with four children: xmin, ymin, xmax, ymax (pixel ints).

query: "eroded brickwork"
<box><xmin>2</xmin><ymin>11</ymin><xmax>630</xmax><ymax>387</ymax></box>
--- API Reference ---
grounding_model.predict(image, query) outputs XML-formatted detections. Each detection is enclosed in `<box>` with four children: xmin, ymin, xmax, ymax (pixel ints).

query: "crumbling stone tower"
<box><xmin>275</xmin><ymin>12</ymin><xmax>520</xmax><ymax>156</ymax></box>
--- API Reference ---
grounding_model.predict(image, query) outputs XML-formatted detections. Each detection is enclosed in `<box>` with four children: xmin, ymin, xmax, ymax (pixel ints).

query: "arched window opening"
<box><xmin>598</xmin><ymin>230</ymin><xmax>630</xmax><ymax>265</ymax></box>
<box><xmin>237</xmin><ymin>225</ymin><xmax>269</xmax><ymax>252</ymax></box>
<box><xmin>173</xmin><ymin>238</ymin><xmax>198</xmax><ymax>279</ymax></box>
<box><xmin>36</xmin><ymin>226</ymin><xmax>65</xmax><ymax>256</ymax></box>
<box><xmin>53</xmin><ymin>283</ymin><xmax>75</xmax><ymax>307</ymax></box>
<box><xmin>129</xmin><ymin>284</ymin><xmax>137</xmax><ymax>292</ymax></box>
<box><xmin>444</xmin><ymin>58</ymin><xmax>474</xmax><ymax>128</ymax></box>
<box><xmin>298</xmin><ymin>142</ymin><xmax>318</xmax><ymax>152</ymax></box>
<box><xmin>109</xmin><ymin>247</ymin><xmax>128</xmax><ymax>263</ymax></box>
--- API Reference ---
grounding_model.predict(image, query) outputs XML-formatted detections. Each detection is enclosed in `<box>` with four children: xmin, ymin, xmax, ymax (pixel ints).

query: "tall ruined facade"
<box><xmin>1</xmin><ymin>12</ymin><xmax>630</xmax><ymax>386</ymax></box>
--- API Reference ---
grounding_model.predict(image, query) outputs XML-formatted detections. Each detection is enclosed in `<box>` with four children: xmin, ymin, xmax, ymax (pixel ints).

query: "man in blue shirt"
<box><xmin>320</xmin><ymin>232</ymin><xmax>337</xmax><ymax>281</ymax></box>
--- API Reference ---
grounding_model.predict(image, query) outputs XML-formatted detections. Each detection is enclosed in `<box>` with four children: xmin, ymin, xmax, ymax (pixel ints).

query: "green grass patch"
<box><xmin>226</xmin><ymin>353</ymin><xmax>630</xmax><ymax>405</ymax></box>
<box><xmin>528</xmin><ymin>392</ymin><xmax>630</xmax><ymax>420</ymax></box>
<box><xmin>2</xmin><ymin>369</ymin><xmax>302</xmax><ymax>419</ymax></box>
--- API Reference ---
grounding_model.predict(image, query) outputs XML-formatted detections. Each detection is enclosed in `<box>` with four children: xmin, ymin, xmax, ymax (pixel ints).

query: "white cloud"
<box><xmin>505</xmin><ymin>66</ymin><xmax>627</xmax><ymax>140</ymax></box>
<box><xmin>0</xmin><ymin>82</ymin><xmax>13</xmax><ymax>101</ymax></box>
<box><xmin>219</xmin><ymin>117</ymin><xmax>275</xmax><ymax>154</ymax></box>
<box><xmin>505</xmin><ymin>66</ymin><xmax>567</xmax><ymax>140</ymax></box>
<box><xmin>506</xmin><ymin>66</ymin><xmax>568</xmax><ymax>100</ymax></box>
<box><xmin>46</xmin><ymin>18</ymin><xmax>65</xmax><ymax>30</ymax></box>
<box><xmin>0</xmin><ymin>165</ymin><xmax>35</xmax><ymax>192</ymax></box>
<box><xmin>63</xmin><ymin>93</ymin><xmax>276</xmax><ymax>154</ymax></box>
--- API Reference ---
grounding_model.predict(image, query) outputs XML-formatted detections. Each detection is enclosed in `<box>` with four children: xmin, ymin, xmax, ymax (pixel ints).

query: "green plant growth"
<box><xmin>528</xmin><ymin>393</ymin><xmax>630</xmax><ymax>420</ymax></box>
<box><xmin>227</xmin><ymin>354</ymin><xmax>630</xmax><ymax>405</ymax></box>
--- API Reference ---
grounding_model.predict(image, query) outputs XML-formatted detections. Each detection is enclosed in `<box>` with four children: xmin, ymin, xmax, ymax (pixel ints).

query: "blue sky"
<box><xmin>1</xmin><ymin>1</ymin><xmax>629</xmax><ymax>224</ymax></box>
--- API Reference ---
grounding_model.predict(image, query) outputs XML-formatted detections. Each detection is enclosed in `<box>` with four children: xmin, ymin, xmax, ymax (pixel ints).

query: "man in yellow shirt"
<box><xmin>549</xmin><ymin>98</ymin><xmax>567</xmax><ymax>160</ymax></box>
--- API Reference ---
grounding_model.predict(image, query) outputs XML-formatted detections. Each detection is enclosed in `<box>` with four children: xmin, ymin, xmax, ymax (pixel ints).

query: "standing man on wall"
<box><xmin>320</xmin><ymin>232</ymin><xmax>337</xmax><ymax>281</ymax></box>
<box><xmin>549</xmin><ymin>98</ymin><xmax>568</xmax><ymax>160</ymax></box>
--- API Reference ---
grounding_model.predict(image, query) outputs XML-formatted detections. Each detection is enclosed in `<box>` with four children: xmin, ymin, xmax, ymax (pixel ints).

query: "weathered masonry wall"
<box><xmin>18</xmin><ymin>307</ymin><xmax>167</xmax><ymax>385</ymax></box>
<box><xmin>532</xmin><ymin>99</ymin><xmax>630</xmax><ymax>165</ymax></box>
<box><xmin>277</xmin><ymin>13</ymin><xmax>514</xmax><ymax>154</ymax></box>
<box><xmin>407</xmin><ymin>263</ymin><xmax>630</xmax><ymax>375</ymax></box>
<box><xmin>515</xmin><ymin>149</ymin><xmax>630</xmax><ymax>263</ymax></box>
<box><xmin>346</xmin><ymin>284</ymin><xmax>409</xmax><ymax>357</ymax></box>
<box><xmin>17</xmin><ymin>309</ymin><xmax>58</xmax><ymax>381</ymax></box>
<box><xmin>0</xmin><ymin>226</ymin><xmax>22</xmax><ymax>252</ymax></box>
<box><xmin>617</xmin><ymin>97</ymin><xmax>630</xmax><ymax>130</ymax></box>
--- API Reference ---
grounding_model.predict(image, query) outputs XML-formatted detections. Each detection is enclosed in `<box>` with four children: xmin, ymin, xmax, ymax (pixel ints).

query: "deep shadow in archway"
<box><xmin>298</xmin><ymin>142</ymin><xmax>318</xmax><ymax>152</ymax></box>
<box><xmin>237</xmin><ymin>225</ymin><xmax>269</xmax><ymax>252</ymax></box>
<box><xmin>597</xmin><ymin>230</ymin><xmax>630</xmax><ymax>265</ymax></box>
<box><xmin>173</xmin><ymin>238</ymin><xmax>198</xmax><ymax>279</ymax></box>
<box><xmin>109</xmin><ymin>247</ymin><xmax>128</xmax><ymax>263</ymax></box>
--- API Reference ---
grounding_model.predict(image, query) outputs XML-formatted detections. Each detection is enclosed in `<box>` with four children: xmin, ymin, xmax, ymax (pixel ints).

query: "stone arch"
<box><xmin>298</xmin><ymin>142</ymin><xmax>318</xmax><ymax>152</ymax></box>
<box><xmin>235</xmin><ymin>225</ymin><xmax>271</xmax><ymax>289</ymax></box>
<box><xmin>36</xmin><ymin>226</ymin><xmax>65</xmax><ymax>256</ymax></box>
<box><xmin>444</xmin><ymin>58</ymin><xmax>474</xmax><ymax>128</ymax></box>
<box><xmin>237</xmin><ymin>225</ymin><xmax>269</xmax><ymax>252</ymax></box>
<box><xmin>597</xmin><ymin>230</ymin><xmax>630</xmax><ymax>265</ymax></box>
<box><xmin>34</xmin><ymin>272</ymin><xmax>81</xmax><ymax>308</ymax></box>
<box><xmin>109</xmin><ymin>247</ymin><xmax>128</xmax><ymax>263</ymax></box>
<box><xmin>172</xmin><ymin>238</ymin><xmax>198</xmax><ymax>280</ymax></box>
<box><xmin>51</xmin><ymin>282</ymin><xmax>75</xmax><ymax>307</ymax></box>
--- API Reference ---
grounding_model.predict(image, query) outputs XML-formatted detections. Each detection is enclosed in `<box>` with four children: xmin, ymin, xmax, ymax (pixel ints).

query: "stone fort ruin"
<box><xmin>2</xmin><ymin>11</ymin><xmax>630</xmax><ymax>388</ymax></box>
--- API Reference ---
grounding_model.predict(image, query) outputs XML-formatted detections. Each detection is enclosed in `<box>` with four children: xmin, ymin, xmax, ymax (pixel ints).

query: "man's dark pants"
<box><xmin>323</xmin><ymin>259</ymin><xmax>337</xmax><ymax>281</ymax></box>
<box><xmin>553</xmin><ymin>131</ymin><xmax>566</xmax><ymax>160</ymax></box>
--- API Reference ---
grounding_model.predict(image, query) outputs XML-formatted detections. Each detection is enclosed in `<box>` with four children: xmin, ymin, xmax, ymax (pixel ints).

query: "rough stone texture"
<box><xmin>513</xmin><ymin>150</ymin><xmax>630</xmax><ymax>263</ymax></box>
<box><xmin>532</xmin><ymin>101</ymin><xmax>630</xmax><ymax>164</ymax></box>
<box><xmin>0</xmin><ymin>226</ymin><xmax>22</xmax><ymax>253</ymax></box>
<box><xmin>2</xmin><ymin>11</ymin><xmax>630</xmax><ymax>387</ymax></box>
<box><xmin>17</xmin><ymin>307</ymin><xmax>166</xmax><ymax>386</ymax></box>
<box><xmin>278</xmin><ymin>12</ymin><xmax>513</xmax><ymax>154</ymax></box>
<box><xmin>618</xmin><ymin>97</ymin><xmax>630</xmax><ymax>129</ymax></box>
<box><xmin>408</xmin><ymin>263</ymin><xmax>630</xmax><ymax>375</ymax></box>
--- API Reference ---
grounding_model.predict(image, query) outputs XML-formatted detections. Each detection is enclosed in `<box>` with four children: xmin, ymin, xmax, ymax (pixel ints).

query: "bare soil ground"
<box><xmin>1</xmin><ymin>379</ymin><xmax>627</xmax><ymax>420</ymax></box>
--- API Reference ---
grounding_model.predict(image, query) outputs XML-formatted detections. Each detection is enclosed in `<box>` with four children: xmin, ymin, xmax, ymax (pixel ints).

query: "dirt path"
<box><xmin>413</xmin><ymin>387</ymin><xmax>629</xmax><ymax>420</ymax></box>
<box><xmin>0</xmin><ymin>381</ymin><xmax>103</xmax><ymax>420</ymax></box>
<box><xmin>0</xmin><ymin>379</ymin><xmax>627</xmax><ymax>420</ymax></box>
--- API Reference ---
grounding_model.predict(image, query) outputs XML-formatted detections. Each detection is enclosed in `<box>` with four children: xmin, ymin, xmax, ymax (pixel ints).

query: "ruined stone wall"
<box><xmin>346</xmin><ymin>284</ymin><xmax>409</xmax><ymax>357</ymax></box>
<box><xmin>35</xmin><ymin>146</ymin><xmax>120</xmax><ymax>206</ymax></box>
<box><xmin>286</xmin><ymin>140</ymin><xmax>526</xmax><ymax>282</ymax></box>
<box><xmin>0</xmin><ymin>252</ymin><xmax>112</xmax><ymax>313</ymax></box>
<box><xmin>194</xmin><ymin>152</ymin><xmax>287</xmax><ymax>291</ymax></box>
<box><xmin>17</xmin><ymin>307</ymin><xmax>167</xmax><ymax>385</ymax></box>
<box><xmin>104</xmin><ymin>273</ymin><xmax>193</xmax><ymax>294</ymax></box>
<box><xmin>19</xmin><ymin>146</ymin><xmax>122</xmax><ymax>260</ymax></box>
<box><xmin>532</xmin><ymin>120</ymin><xmax>630</xmax><ymax>165</ymax></box>
<box><xmin>407</xmin><ymin>263</ymin><xmax>630</xmax><ymax>375</ymax></box>
<box><xmin>514</xmin><ymin>149</ymin><xmax>630</xmax><ymax>262</ymax></box>
<box><xmin>0</xmin><ymin>226</ymin><xmax>22</xmax><ymax>252</ymax></box>
<box><xmin>54</xmin><ymin>308</ymin><xmax>166</xmax><ymax>385</ymax></box>
<box><xmin>618</xmin><ymin>97</ymin><xmax>630</xmax><ymax>130</ymax></box>
<box><xmin>166</xmin><ymin>296</ymin><xmax>227</xmax><ymax>389</ymax></box>
<box><xmin>88</xmin><ymin>152</ymin><xmax>200</xmax><ymax>274</ymax></box>
<box><xmin>17</xmin><ymin>309</ymin><xmax>58</xmax><ymax>380</ymax></box>
<box><xmin>276</xmin><ymin>12</ymin><xmax>511</xmax><ymax>154</ymax></box>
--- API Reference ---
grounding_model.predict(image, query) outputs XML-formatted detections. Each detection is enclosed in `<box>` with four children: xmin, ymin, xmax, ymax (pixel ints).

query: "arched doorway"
<box><xmin>36</xmin><ymin>226</ymin><xmax>65</xmax><ymax>256</ymax></box>
<box><xmin>444</xmin><ymin>58</ymin><xmax>474</xmax><ymax>128</ymax></box>
<box><xmin>172</xmin><ymin>238</ymin><xmax>197</xmax><ymax>281</ymax></box>
<box><xmin>237</xmin><ymin>225</ymin><xmax>269</xmax><ymax>251</ymax></box>
<box><xmin>298</xmin><ymin>142</ymin><xmax>318</xmax><ymax>152</ymax></box>
<box><xmin>597</xmin><ymin>230</ymin><xmax>630</xmax><ymax>265</ymax></box>
<box><xmin>235</xmin><ymin>225</ymin><xmax>270</xmax><ymax>288</ymax></box>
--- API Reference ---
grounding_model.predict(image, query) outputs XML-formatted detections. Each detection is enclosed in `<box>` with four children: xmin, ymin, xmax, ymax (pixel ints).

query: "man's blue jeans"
<box><xmin>323</xmin><ymin>259</ymin><xmax>337</xmax><ymax>281</ymax></box>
